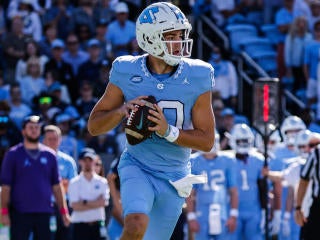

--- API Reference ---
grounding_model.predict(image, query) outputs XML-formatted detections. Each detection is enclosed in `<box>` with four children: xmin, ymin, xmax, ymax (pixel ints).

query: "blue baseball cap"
<box><xmin>79</xmin><ymin>148</ymin><xmax>97</xmax><ymax>160</ymax></box>
<box><xmin>221</xmin><ymin>108</ymin><xmax>235</xmax><ymax>117</ymax></box>
<box><xmin>51</xmin><ymin>39</ymin><xmax>65</xmax><ymax>49</ymax></box>
<box><xmin>87</xmin><ymin>39</ymin><xmax>100</xmax><ymax>48</ymax></box>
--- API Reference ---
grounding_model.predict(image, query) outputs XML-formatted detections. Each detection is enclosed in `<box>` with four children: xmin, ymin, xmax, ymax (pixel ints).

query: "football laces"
<box><xmin>126</xmin><ymin>104</ymin><xmax>140</xmax><ymax>126</ymax></box>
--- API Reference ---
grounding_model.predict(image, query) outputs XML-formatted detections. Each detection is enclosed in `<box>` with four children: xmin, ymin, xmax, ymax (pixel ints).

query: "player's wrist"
<box><xmin>230</xmin><ymin>208</ymin><xmax>239</xmax><ymax>218</ymax></box>
<box><xmin>187</xmin><ymin>212</ymin><xmax>197</xmax><ymax>221</ymax></box>
<box><xmin>60</xmin><ymin>207</ymin><xmax>69</xmax><ymax>215</ymax></box>
<box><xmin>295</xmin><ymin>205</ymin><xmax>301</xmax><ymax>211</ymax></box>
<box><xmin>164</xmin><ymin>125</ymin><xmax>180</xmax><ymax>142</ymax></box>
<box><xmin>156</xmin><ymin>124</ymin><xmax>170</xmax><ymax>138</ymax></box>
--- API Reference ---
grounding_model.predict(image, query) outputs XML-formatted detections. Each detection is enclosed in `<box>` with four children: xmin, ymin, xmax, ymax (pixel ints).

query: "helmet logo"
<box><xmin>139</xmin><ymin>7</ymin><xmax>159</xmax><ymax>24</ymax></box>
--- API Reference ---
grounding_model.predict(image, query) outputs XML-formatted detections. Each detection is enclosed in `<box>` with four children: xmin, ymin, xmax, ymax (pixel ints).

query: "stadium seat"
<box><xmin>251</xmin><ymin>50</ymin><xmax>278</xmax><ymax>76</ymax></box>
<box><xmin>225</xmin><ymin>24</ymin><xmax>258</xmax><ymax>53</ymax></box>
<box><xmin>239</xmin><ymin>37</ymin><xmax>274</xmax><ymax>56</ymax></box>
<box><xmin>260</xmin><ymin>24</ymin><xmax>282</xmax><ymax>45</ymax></box>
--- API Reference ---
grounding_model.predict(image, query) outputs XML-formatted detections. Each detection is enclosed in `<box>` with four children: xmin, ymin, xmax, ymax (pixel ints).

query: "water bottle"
<box><xmin>99</xmin><ymin>221</ymin><xmax>107</xmax><ymax>238</ymax></box>
<box><xmin>49</xmin><ymin>215</ymin><xmax>57</xmax><ymax>232</ymax></box>
<box><xmin>0</xmin><ymin>225</ymin><xmax>10</xmax><ymax>240</ymax></box>
<box><xmin>208</xmin><ymin>204</ymin><xmax>222</xmax><ymax>235</ymax></box>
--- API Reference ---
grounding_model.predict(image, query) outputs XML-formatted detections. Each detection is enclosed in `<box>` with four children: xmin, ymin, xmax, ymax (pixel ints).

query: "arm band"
<box><xmin>60</xmin><ymin>207</ymin><xmax>69</xmax><ymax>215</ymax></box>
<box><xmin>164</xmin><ymin>125</ymin><xmax>180</xmax><ymax>142</ymax></box>
<box><xmin>1</xmin><ymin>208</ymin><xmax>8</xmax><ymax>215</ymax></box>
<box><xmin>284</xmin><ymin>211</ymin><xmax>291</xmax><ymax>220</ymax></box>
<box><xmin>187</xmin><ymin>212</ymin><xmax>197</xmax><ymax>221</ymax></box>
<box><xmin>230</xmin><ymin>208</ymin><xmax>239</xmax><ymax>217</ymax></box>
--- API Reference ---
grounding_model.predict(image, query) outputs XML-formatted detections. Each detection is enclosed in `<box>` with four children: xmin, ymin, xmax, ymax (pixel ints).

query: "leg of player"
<box><xmin>120</xmin><ymin>213</ymin><xmax>149</xmax><ymax>240</ymax></box>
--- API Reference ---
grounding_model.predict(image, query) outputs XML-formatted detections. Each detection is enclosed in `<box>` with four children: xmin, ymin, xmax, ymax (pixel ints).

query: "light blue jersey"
<box><xmin>271</xmin><ymin>145</ymin><xmax>300</xmax><ymax>240</ymax></box>
<box><xmin>112</xmin><ymin>54</ymin><xmax>214</xmax><ymax>240</ymax></box>
<box><xmin>110</xmin><ymin>54</ymin><xmax>214</xmax><ymax>181</ymax></box>
<box><xmin>56</xmin><ymin>150</ymin><xmax>77</xmax><ymax>180</ymax></box>
<box><xmin>235</xmin><ymin>150</ymin><xmax>264</xmax><ymax>240</ymax></box>
<box><xmin>190</xmin><ymin>151</ymin><xmax>237</xmax><ymax>240</ymax></box>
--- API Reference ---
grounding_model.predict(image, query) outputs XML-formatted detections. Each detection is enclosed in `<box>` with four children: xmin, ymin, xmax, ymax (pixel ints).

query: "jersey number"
<box><xmin>158</xmin><ymin>100</ymin><xmax>184</xmax><ymax>128</ymax></box>
<box><xmin>240</xmin><ymin>170</ymin><xmax>250</xmax><ymax>190</ymax></box>
<box><xmin>202</xmin><ymin>170</ymin><xmax>225</xmax><ymax>191</ymax></box>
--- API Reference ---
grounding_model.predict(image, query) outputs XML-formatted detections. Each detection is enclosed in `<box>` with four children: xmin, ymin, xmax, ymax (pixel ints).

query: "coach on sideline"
<box><xmin>295</xmin><ymin>143</ymin><xmax>320</xmax><ymax>240</ymax></box>
<box><xmin>0</xmin><ymin>115</ymin><xmax>70</xmax><ymax>240</ymax></box>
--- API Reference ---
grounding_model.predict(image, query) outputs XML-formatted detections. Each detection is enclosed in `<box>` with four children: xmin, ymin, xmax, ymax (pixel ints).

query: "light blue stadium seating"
<box><xmin>251</xmin><ymin>50</ymin><xmax>278</xmax><ymax>76</ymax></box>
<box><xmin>225</xmin><ymin>24</ymin><xmax>258</xmax><ymax>53</ymax></box>
<box><xmin>260</xmin><ymin>24</ymin><xmax>282</xmax><ymax>45</ymax></box>
<box><xmin>239</xmin><ymin>37</ymin><xmax>274</xmax><ymax>56</ymax></box>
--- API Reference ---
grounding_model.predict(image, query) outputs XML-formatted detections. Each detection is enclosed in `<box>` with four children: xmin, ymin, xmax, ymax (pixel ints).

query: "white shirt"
<box><xmin>212</xmin><ymin>61</ymin><xmax>238</xmax><ymax>99</ymax></box>
<box><xmin>68</xmin><ymin>173</ymin><xmax>110</xmax><ymax>223</ymax></box>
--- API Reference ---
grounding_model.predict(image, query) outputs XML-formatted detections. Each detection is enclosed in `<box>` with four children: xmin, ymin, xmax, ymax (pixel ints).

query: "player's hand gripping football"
<box><xmin>147</xmin><ymin>104</ymin><xmax>169</xmax><ymax>137</ymax></box>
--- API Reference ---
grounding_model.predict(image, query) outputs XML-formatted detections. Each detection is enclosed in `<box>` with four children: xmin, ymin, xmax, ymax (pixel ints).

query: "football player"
<box><xmin>87</xmin><ymin>2</ymin><xmax>215</xmax><ymax>240</ymax></box>
<box><xmin>230</xmin><ymin>124</ymin><xmax>264</xmax><ymax>240</ymax></box>
<box><xmin>269</xmin><ymin>116</ymin><xmax>306</xmax><ymax>239</ymax></box>
<box><xmin>186</xmin><ymin>132</ymin><xmax>238</xmax><ymax>240</ymax></box>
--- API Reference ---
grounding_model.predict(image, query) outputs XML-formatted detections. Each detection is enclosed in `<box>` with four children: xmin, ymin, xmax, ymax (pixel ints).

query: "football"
<box><xmin>125</xmin><ymin>95</ymin><xmax>157</xmax><ymax>145</ymax></box>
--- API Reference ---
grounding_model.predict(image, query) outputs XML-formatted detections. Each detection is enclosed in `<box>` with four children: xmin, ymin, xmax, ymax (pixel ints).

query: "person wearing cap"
<box><xmin>68</xmin><ymin>148</ymin><xmax>110</xmax><ymax>240</ymax></box>
<box><xmin>0</xmin><ymin>115</ymin><xmax>70</xmax><ymax>240</ymax></box>
<box><xmin>106</xmin><ymin>2</ymin><xmax>137</xmax><ymax>58</ymax></box>
<box><xmin>44</xmin><ymin>39</ymin><xmax>75</xmax><ymax>102</ymax></box>
<box><xmin>94</xmin><ymin>18</ymin><xmax>110</xmax><ymax>60</ymax></box>
<box><xmin>78</xmin><ymin>38</ymin><xmax>103</xmax><ymax>84</ymax></box>
<box><xmin>62</xmin><ymin>33</ymin><xmax>89</xmax><ymax>76</ymax></box>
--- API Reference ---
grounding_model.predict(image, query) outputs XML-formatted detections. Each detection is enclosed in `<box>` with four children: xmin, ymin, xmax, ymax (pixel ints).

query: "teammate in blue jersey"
<box><xmin>269</xmin><ymin>116</ymin><xmax>305</xmax><ymax>239</ymax></box>
<box><xmin>87</xmin><ymin>2</ymin><xmax>215</xmax><ymax>240</ymax></box>
<box><xmin>229</xmin><ymin>124</ymin><xmax>264</xmax><ymax>240</ymax></box>
<box><xmin>186</xmin><ymin>132</ymin><xmax>238</xmax><ymax>240</ymax></box>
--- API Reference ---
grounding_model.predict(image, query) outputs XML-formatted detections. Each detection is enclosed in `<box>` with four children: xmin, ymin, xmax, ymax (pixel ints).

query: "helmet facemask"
<box><xmin>235</xmin><ymin>139</ymin><xmax>253</xmax><ymax>154</ymax></box>
<box><xmin>160</xmin><ymin>29</ymin><xmax>193</xmax><ymax>66</ymax></box>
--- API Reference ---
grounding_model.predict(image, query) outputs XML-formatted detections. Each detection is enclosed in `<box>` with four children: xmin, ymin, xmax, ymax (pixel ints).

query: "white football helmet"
<box><xmin>295</xmin><ymin>129</ymin><xmax>312</xmax><ymax>158</ymax></box>
<box><xmin>230</xmin><ymin>124</ymin><xmax>254</xmax><ymax>154</ymax></box>
<box><xmin>136</xmin><ymin>2</ymin><xmax>193</xmax><ymax>66</ymax></box>
<box><xmin>255</xmin><ymin>130</ymin><xmax>281</xmax><ymax>154</ymax></box>
<box><xmin>280</xmin><ymin>116</ymin><xmax>306</xmax><ymax>146</ymax></box>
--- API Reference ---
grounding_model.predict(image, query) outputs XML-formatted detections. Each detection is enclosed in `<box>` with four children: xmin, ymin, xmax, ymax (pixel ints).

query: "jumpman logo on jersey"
<box><xmin>182</xmin><ymin>78</ymin><xmax>189</xmax><ymax>85</ymax></box>
<box><xmin>24</xmin><ymin>159</ymin><xmax>31</xmax><ymax>167</ymax></box>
